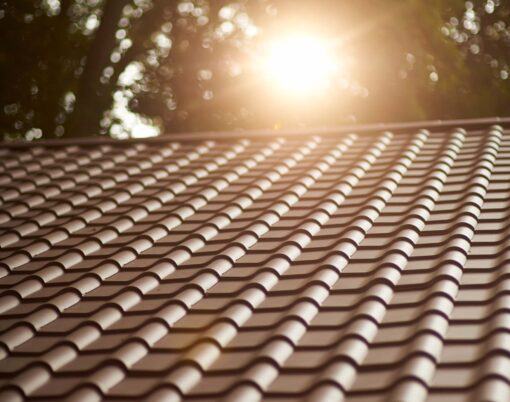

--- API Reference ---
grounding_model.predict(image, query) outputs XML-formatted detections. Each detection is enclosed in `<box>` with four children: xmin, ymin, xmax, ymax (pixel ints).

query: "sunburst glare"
<box><xmin>263</xmin><ymin>35</ymin><xmax>339</xmax><ymax>94</ymax></box>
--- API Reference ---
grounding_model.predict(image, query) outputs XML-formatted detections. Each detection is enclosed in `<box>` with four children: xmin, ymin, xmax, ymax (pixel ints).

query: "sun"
<box><xmin>263</xmin><ymin>35</ymin><xmax>339</xmax><ymax>93</ymax></box>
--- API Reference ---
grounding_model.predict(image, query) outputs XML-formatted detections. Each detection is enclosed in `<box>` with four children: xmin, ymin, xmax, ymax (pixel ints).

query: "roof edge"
<box><xmin>3</xmin><ymin>116</ymin><xmax>510</xmax><ymax>148</ymax></box>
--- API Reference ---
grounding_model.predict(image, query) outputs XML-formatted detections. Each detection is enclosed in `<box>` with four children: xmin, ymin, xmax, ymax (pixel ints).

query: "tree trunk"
<box><xmin>67</xmin><ymin>0</ymin><xmax>128</xmax><ymax>137</ymax></box>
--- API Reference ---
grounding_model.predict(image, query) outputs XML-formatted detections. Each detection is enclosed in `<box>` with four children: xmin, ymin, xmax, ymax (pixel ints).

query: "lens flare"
<box><xmin>264</xmin><ymin>35</ymin><xmax>339</xmax><ymax>93</ymax></box>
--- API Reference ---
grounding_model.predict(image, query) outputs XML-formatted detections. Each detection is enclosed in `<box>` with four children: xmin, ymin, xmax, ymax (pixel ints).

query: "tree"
<box><xmin>1</xmin><ymin>0</ymin><xmax>510</xmax><ymax>140</ymax></box>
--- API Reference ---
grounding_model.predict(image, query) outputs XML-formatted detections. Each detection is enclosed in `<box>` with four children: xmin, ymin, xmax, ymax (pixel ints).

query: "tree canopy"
<box><xmin>1</xmin><ymin>0</ymin><xmax>510</xmax><ymax>140</ymax></box>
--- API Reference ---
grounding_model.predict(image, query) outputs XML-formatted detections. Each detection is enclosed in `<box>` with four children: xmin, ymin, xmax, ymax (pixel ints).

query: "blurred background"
<box><xmin>2</xmin><ymin>0</ymin><xmax>510</xmax><ymax>140</ymax></box>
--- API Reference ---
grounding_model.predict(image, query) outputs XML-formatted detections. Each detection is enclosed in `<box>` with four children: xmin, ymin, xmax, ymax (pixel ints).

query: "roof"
<box><xmin>0</xmin><ymin>117</ymin><xmax>510</xmax><ymax>402</ymax></box>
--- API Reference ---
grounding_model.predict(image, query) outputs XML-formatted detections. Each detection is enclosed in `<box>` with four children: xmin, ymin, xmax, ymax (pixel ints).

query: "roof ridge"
<box><xmin>2</xmin><ymin>116</ymin><xmax>509</xmax><ymax>147</ymax></box>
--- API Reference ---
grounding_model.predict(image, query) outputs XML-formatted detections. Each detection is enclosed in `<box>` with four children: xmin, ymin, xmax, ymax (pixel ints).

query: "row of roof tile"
<box><xmin>0</xmin><ymin>124</ymin><xmax>509</xmax><ymax>401</ymax></box>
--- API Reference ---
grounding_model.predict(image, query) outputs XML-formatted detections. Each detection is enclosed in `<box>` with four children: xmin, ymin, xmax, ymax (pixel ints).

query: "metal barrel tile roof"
<box><xmin>0</xmin><ymin>119</ymin><xmax>510</xmax><ymax>402</ymax></box>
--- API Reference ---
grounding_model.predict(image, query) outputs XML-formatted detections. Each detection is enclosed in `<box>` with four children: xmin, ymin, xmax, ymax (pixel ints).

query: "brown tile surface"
<box><xmin>0</xmin><ymin>124</ymin><xmax>509</xmax><ymax>401</ymax></box>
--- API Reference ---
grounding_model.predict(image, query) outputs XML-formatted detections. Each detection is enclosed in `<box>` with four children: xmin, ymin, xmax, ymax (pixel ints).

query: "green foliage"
<box><xmin>1</xmin><ymin>0</ymin><xmax>510</xmax><ymax>140</ymax></box>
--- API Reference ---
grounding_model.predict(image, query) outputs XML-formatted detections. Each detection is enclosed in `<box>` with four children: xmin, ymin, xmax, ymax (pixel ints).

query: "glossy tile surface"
<box><xmin>0</xmin><ymin>124</ymin><xmax>509</xmax><ymax>402</ymax></box>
